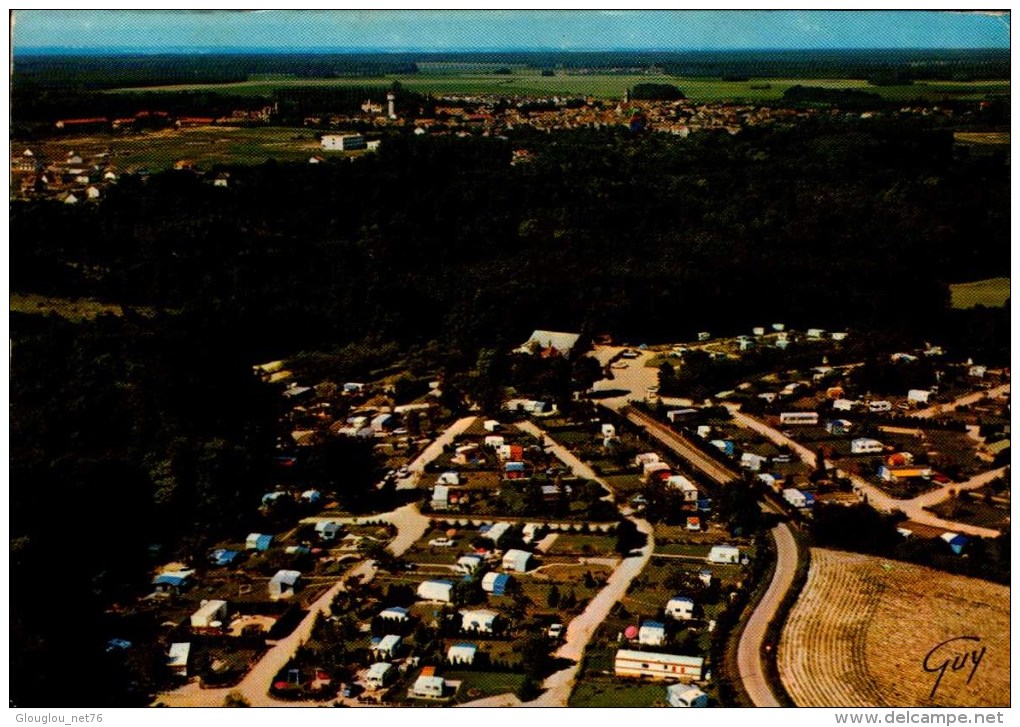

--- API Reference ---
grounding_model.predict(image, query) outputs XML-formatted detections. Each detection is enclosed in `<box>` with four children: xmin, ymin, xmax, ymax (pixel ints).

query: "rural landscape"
<box><xmin>8</xmin><ymin>10</ymin><xmax>1010</xmax><ymax>711</ymax></box>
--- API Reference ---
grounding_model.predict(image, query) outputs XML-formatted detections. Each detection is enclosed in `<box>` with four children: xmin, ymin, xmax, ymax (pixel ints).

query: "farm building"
<box><xmin>315</xmin><ymin>521</ymin><xmax>342</xmax><ymax>541</ymax></box>
<box><xmin>456</xmin><ymin>554</ymin><xmax>484</xmax><ymax>574</ymax></box>
<box><xmin>373</xmin><ymin>634</ymin><xmax>402</xmax><ymax>659</ymax></box>
<box><xmin>665</xmin><ymin>595</ymin><xmax>695</xmax><ymax>621</ymax></box>
<box><xmin>907</xmin><ymin>389</ymin><xmax>932</xmax><ymax>405</ymax></box>
<box><xmin>516</xmin><ymin>330</ymin><xmax>581</xmax><ymax>358</ymax></box>
<box><xmin>411</xmin><ymin>667</ymin><xmax>447</xmax><ymax>698</ymax></box>
<box><xmin>190</xmin><ymin>599</ymin><xmax>228</xmax><ymax>631</ymax></box>
<box><xmin>481</xmin><ymin>572</ymin><xmax>512</xmax><ymax>595</ymax></box>
<box><xmin>322</xmin><ymin>133</ymin><xmax>366</xmax><ymax>151</ymax></box>
<box><xmin>666</xmin><ymin>684</ymin><xmax>709</xmax><ymax>708</ymax></box>
<box><xmin>365</xmin><ymin>662</ymin><xmax>394</xmax><ymax>689</ymax></box>
<box><xmin>460</xmin><ymin>609</ymin><xmax>499</xmax><ymax>634</ymax></box>
<box><xmin>269</xmin><ymin>570</ymin><xmax>302</xmax><ymax>600</ymax></box>
<box><xmin>779</xmin><ymin>412</ymin><xmax>819</xmax><ymax>426</ymax></box>
<box><xmin>502</xmin><ymin>549</ymin><xmax>533</xmax><ymax>573</ymax></box>
<box><xmin>638</xmin><ymin>621</ymin><xmax>667</xmax><ymax>646</ymax></box>
<box><xmin>378</xmin><ymin>606</ymin><xmax>409</xmax><ymax>622</ymax></box>
<box><xmin>447</xmin><ymin>642</ymin><xmax>477</xmax><ymax>665</ymax></box>
<box><xmin>246</xmin><ymin>533</ymin><xmax>273</xmax><ymax>551</ymax></box>
<box><xmin>481</xmin><ymin>522</ymin><xmax>511</xmax><ymax>544</ymax></box>
<box><xmin>614</xmin><ymin>649</ymin><xmax>704</xmax><ymax>682</ymax></box>
<box><xmin>708</xmin><ymin>545</ymin><xmax>741</xmax><ymax>564</ymax></box>
<box><xmin>152</xmin><ymin>570</ymin><xmax>194</xmax><ymax>595</ymax></box>
<box><xmin>167</xmin><ymin>642</ymin><xmax>191</xmax><ymax>677</ymax></box>
<box><xmin>437</xmin><ymin>471</ymin><xmax>461</xmax><ymax>485</ymax></box>
<box><xmin>417</xmin><ymin>580</ymin><xmax>455</xmax><ymax>603</ymax></box>
<box><xmin>208</xmin><ymin>549</ymin><xmax>240</xmax><ymax>567</ymax></box>
<box><xmin>851</xmin><ymin>438</ymin><xmax>884</xmax><ymax>455</ymax></box>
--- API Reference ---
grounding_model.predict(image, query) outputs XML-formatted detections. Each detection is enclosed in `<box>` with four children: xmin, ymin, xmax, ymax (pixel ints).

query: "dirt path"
<box><xmin>397</xmin><ymin>415</ymin><xmax>477</xmax><ymax>489</ymax></box>
<box><xmin>155</xmin><ymin>503</ymin><xmax>429</xmax><ymax>707</ymax></box>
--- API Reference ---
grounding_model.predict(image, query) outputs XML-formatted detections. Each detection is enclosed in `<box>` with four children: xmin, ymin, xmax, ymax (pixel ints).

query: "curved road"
<box><xmin>736</xmin><ymin>522</ymin><xmax>798</xmax><ymax>708</ymax></box>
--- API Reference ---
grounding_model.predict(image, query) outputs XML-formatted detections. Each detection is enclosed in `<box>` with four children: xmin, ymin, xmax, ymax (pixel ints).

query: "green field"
<box><xmin>109</xmin><ymin>71</ymin><xmax>1010</xmax><ymax>103</ymax></box>
<box><xmin>949</xmin><ymin>277</ymin><xmax>1011</xmax><ymax>309</ymax></box>
<box><xmin>448</xmin><ymin>670</ymin><xmax>526</xmax><ymax>702</ymax></box>
<box><xmin>568</xmin><ymin>677</ymin><xmax>667</xmax><ymax>707</ymax></box>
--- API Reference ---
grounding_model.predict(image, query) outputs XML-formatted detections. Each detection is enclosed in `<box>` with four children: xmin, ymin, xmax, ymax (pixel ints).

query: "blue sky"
<box><xmin>12</xmin><ymin>10</ymin><xmax>1010</xmax><ymax>52</ymax></box>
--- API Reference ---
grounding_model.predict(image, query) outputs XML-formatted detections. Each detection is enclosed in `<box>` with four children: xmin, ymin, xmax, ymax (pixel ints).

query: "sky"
<box><xmin>11</xmin><ymin>10</ymin><xmax>1011</xmax><ymax>52</ymax></box>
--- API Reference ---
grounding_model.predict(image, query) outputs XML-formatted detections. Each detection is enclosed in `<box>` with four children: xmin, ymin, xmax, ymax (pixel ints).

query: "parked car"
<box><xmin>547</xmin><ymin>623</ymin><xmax>564</xmax><ymax>640</ymax></box>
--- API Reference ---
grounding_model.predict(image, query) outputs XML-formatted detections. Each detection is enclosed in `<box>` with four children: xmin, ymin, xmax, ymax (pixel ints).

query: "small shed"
<box><xmin>190</xmin><ymin>599</ymin><xmax>228</xmax><ymax>630</ymax></box>
<box><xmin>502</xmin><ymin>549</ymin><xmax>533</xmax><ymax>573</ymax></box>
<box><xmin>447</xmin><ymin>642</ymin><xmax>477</xmax><ymax>665</ymax></box>
<box><xmin>246</xmin><ymin>533</ymin><xmax>273</xmax><ymax>551</ymax></box>
<box><xmin>269</xmin><ymin>570</ymin><xmax>302</xmax><ymax>600</ymax></box>
<box><xmin>665</xmin><ymin>595</ymin><xmax>695</xmax><ymax>621</ymax></box>
<box><xmin>167</xmin><ymin>642</ymin><xmax>191</xmax><ymax>677</ymax></box>
<box><xmin>417</xmin><ymin>580</ymin><xmax>454</xmax><ymax>603</ymax></box>
<box><xmin>708</xmin><ymin>545</ymin><xmax>741</xmax><ymax>564</ymax></box>
<box><xmin>481</xmin><ymin>572</ymin><xmax>511</xmax><ymax>595</ymax></box>
<box><xmin>638</xmin><ymin>621</ymin><xmax>667</xmax><ymax>646</ymax></box>
<box><xmin>666</xmin><ymin>683</ymin><xmax>709</xmax><ymax>707</ymax></box>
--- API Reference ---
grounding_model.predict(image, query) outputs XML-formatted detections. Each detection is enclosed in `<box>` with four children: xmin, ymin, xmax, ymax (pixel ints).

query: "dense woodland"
<box><xmin>10</xmin><ymin>111</ymin><xmax>1010</xmax><ymax>705</ymax></box>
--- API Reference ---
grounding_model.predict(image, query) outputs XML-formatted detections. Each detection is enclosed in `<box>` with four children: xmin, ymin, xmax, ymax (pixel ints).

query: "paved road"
<box><xmin>624</xmin><ymin>406</ymin><xmax>740</xmax><ymax>485</ymax></box>
<box><xmin>728</xmin><ymin>408</ymin><xmax>1003</xmax><ymax>538</ymax></box>
<box><xmin>911</xmin><ymin>384</ymin><xmax>1010</xmax><ymax>419</ymax></box>
<box><xmin>736</xmin><ymin>522</ymin><xmax>797</xmax><ymax>708</ymax></box>
<box><xmin>155</xmin><ymin>503</ymin><xmax>429</xmax><ymax>707</ymax></box>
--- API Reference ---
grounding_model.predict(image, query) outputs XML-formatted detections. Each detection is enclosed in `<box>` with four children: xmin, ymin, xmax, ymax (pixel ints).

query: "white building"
<box><xmin>783</xmin><ymin>488</ymin><xmax>808</xmax><ymax>508</ymax></box>
<box><xmin>638</xmin><ymin>621</ymin><xmax>667</xmax><ymax>646</ymax></box>
<box><xmin>456</xmin><ymin>554</ymin><xmax>484</xmax><ymax>574</ymax></box>
<box><xmin>374</xmin><ymin>634</ymin><xmax>402</xmax><ymax>659</ymax></box>
<box><xmin>365</xmin><ymin>662</ymin><xmax>394</xmax><ymax>689</ymax></box>
<box><xmin>665</xmin><ymin>595</ymin><xmax>695</xmax><ymax>620</ymax></box>
<box><xmin>447</xmin><ymin>642</ymin><xmax>477</xmax><ymax>665</ymax></box>
<box><xmin>460</xmin><ymin>609</ymin><xmax>498</xmax><ymax>634</ymax></box>
<box><xmin>190</xmin><ymin>599</ymin><xmax>228</xmax><ymax>630</ymax></box>
<box><xmin>502</xmin><ymin>549</ymin><xmax>533</xmax><ymax>573</ymax></box>
<box><xmin>614</xmin><ymin>649</ymin><xmax>704</xmax><ymax>682</ymax></box>
<box><xmin>417</xmin><ymin>580</ymin><xmax>454</xmax><ymax>603</ymax></box>
<box><xmin>315</xmin><ymin>521</ymin><xmax>342</xmax><ymax>541</ymax></box>
<box><xmin>437</xmin><ymin>471</ymin><xmax>461</xmax><ymax>485</ymax></box>
<box><xmin>708</xmin><ymin>545</ymin><xmax>741</xmax><ymax>564</ymax></box>
<box><xmin>321</xmin><ymin>134</ymin><xmax>366</xmax><ymax>151</ymax></box>
<box><xmin>851</xmin><ymin>438</ymin><xmax>884</xmax><ymax>454</ymax></box>
<box><xmin>740</xmin><ymin>452</ymin><xmax>767</xmax><ymax>471</ymax></box>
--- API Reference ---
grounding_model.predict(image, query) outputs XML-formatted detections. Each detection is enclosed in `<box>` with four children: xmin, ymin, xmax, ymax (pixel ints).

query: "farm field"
<box><xmin>25</xmin><ymin>126</ymin><xmax>328</xmax><ymax>172</ymax></box>
<box><xmin>10</xmin><ymin>292</ymin><xmax>160</xmax><ymax>321</ymax></box>
<box><xmin>949</xmin><ymin>277</ymin><xmax>1011</xmax><ymax>310</ymax></box>
<box><xmin>108</xmin><ymin>72</ymin><xmax>1010</xmax><ymax>103</ymax></box>
<box><xmin>778</xmin><ymin>548</ymin><xmax>1009</xmax><ymax>707</ymax></box>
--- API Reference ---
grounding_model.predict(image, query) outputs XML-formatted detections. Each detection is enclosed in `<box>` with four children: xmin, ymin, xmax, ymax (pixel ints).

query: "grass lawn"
<box><xmin>949</xmin><ymin>277</ymin><xmax>1010</xmax><ymax>310</ymax></box>
<box><xmin>544</xmin><ymin>534</ymin><xmax>617</xmax><ymax>557</ymax></box>
<box><xmin>568</xmin><ymin>677</ymin><xmax>667</xmax><ymax>708</ymax></box>
<box><xmin>448</xmin><ymin>670</ymin><xmax>525</xmax><ymax>702</ymax></box>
